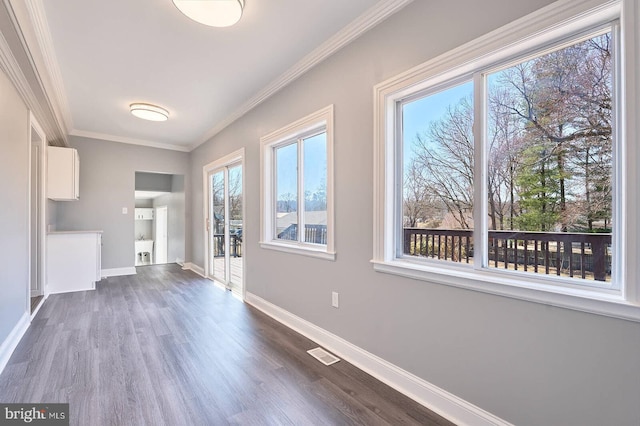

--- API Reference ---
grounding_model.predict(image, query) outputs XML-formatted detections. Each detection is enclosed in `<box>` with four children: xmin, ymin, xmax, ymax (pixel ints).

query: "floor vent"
<box><xmin>307</xmin><ymin>347</ymin><xmax>340</xmax><ymax>366</ymax></box>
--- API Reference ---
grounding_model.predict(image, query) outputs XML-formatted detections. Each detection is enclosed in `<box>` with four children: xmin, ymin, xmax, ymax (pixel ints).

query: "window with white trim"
<box><xmin>260</xmin><ymin>105</ymin><xmax>335</xmax><ymax>260</ymax></box>
<box><xmin>373</xmin><ymin>0</ymin><xmax>640</xmax><ymax>320</ymax></box>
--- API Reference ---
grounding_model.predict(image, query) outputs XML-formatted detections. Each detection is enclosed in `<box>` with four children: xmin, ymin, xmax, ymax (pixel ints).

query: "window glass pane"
<box><xmin>275</xmin><ymin>143</ymin><xmax>298</xmax><ymax>241</ymax></box>
<box><xmin>211</xmin><ymin>171</ymin><xmax>225</xmax><ymax>280</ymax></box>
<box><xmin>303</xmin><ymin>132</ymin><xmax>327</xmax><ymax>245</ymax></box>
<box><xmin>402</xmin><ymin>81</ymin><xmax>474</xmax><ymax>263</ymax></box>
<box><xmin>228</xmin><ymin>165</ymin><xmax>243</xmax><ymax>279</ymax></box>
<box><xmin>486</xmin><ymin>31</ymin><xmax>613</xmax><ymax>282</ymax></box>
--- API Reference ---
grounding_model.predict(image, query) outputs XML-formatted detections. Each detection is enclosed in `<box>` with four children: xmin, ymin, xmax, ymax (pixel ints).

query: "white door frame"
<box><xmin>28</xmin><ymin>112</ymin><xmax>47</xmax><ymax>315</ymax></box>
<box><xmin>203</xmin><ymin>148</ymin><xmax>245</xmax><ymax>299</ymax></box>
<box><xmin>154</xmin><ymin>205</ymin><xmax>168</xmax><ymax>264</ymax></box>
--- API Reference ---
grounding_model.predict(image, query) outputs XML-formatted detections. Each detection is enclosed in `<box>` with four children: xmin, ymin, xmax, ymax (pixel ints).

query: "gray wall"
<box><xmin>0</xmin><ymin>68</ymin><xmax>29</xmax><ymax>343</ymax></box>
<box><xmin>135</xmin><ymin>172</ymin><xmax>172</xmax><ymax>192</ymax></box>
<box><xmin>189</xmin><ymin>1</ymin><xmax>640</xmax><ymax>425</ymax></box>
<box><xmin>56</xmin><ymin>137</ymin><xmax>190</xmax><ymax>270</ymax></box>
<box><xmin>46</xmin><ymin>200</ymin><xmax>57</xmax><ymax>232</ymax></box>
<box><xmin>134</xmin><ymin>199</ymin><xmax>153</xmax><ymax>208</ymax></box>
<box><xmin>153</xmin><ymin>175</ymin><xmax>185</xmax><ymax>263</ymax></box>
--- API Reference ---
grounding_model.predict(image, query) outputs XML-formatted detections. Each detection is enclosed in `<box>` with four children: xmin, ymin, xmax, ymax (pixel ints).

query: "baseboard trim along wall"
<box><xmin>101</xmin><ymin>267</ymin><xmax>137</xmax><ymax>278</ymax></box>
<box><xmin>30</xmin><ymin>293</ymin><xmax>47</xmax><ymax>319</ymax></box>
<box><xmin>0</xmin><ymin>312</ymin><xmax>30</xmax><ymax>376</ymax></box>
<box><xmin>182</xmin><ymin>263</ymin><xmax>205</xmax><ymax>277</ymax></box>
<box><xmin>244</xmin><ymin>292</ymin><xmax>512</xmax><ymax>426</ymax></box>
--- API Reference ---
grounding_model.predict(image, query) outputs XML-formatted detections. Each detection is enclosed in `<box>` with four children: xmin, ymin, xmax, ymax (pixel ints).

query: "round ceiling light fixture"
<box><xmin>129</xmin><ymin>103</ymin><xmax>169</xmax><ymax>122</ymax></box>
<box><xmin>173</xmin><ymin>0</ymin><xmax>244</xmax><ymax>28</ymax></box>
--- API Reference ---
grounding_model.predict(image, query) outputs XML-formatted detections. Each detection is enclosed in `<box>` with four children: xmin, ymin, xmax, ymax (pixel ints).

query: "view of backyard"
<box><xmin>402</xmin><ymin>30</ymin><xmax>614</xmax><ymax>282</ymax></box>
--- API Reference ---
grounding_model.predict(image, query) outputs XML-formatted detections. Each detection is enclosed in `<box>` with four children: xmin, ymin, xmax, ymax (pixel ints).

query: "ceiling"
<box><xmin>135</xmin><ymin>191</ymin><xmax>168</xmax><ymax>200</ymax></box>
<box><xmin>29</xmin><ymin>0</ymin><xmax>408</xmax><ymax>151</ymax></box>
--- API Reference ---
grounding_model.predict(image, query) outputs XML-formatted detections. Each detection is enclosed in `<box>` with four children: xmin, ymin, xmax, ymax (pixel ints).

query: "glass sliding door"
<box><xmin>211</xmin><ymin>170</ymin><xmax>226</xmax><ymax>283</ymax></box>
<box><xmin>227</xmin><ymin>164</ymin><xmax>243</xmax><ymax>289</ymax></box>
<box><xmin>208</xmin><ymin>161</ymin><xmax>243</xmax><ymax>293</ymax></box>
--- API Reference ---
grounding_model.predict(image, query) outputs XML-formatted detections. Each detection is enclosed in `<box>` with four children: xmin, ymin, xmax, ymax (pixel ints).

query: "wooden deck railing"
<box><xmin>403</xmin><ymin>228</ymin><xmax>612</xmax><ymax>281</ymax></box>
<box><xmin>212</xmin><ymin>234</ymin><xmax>242</xmax><ymax>258</ymax></box>
<box><xmin>277</xmin><ymin>224</ymin><xmax>327</xmax><ymax>245</ymax></box>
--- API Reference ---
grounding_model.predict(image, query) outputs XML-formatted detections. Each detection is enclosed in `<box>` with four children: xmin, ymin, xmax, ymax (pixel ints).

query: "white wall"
<box><xmin>189</xmin><ymin>1</ymin><xmax>640</xmax><ymax>424</ymax></box>
<box><xmin>56</xmin><ymin>136</ymin><xmax>190</xmax><ymax>269</ymax></box>
<box><xmin>0</xmin><ymin>68</ymin><xmax>29</xmax><ymax>343</ymax></box>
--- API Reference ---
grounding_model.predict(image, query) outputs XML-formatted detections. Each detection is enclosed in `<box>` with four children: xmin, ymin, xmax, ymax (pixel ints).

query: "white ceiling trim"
<box><xmin>135</xmin><ymin>190</ymin><xmax>168</xmax><ymax>200</ymax></box>
<box><xmin>16</xmin><ymin>0</ymin><xmax>413</xmax><ymax>152</ymax></box>
<box><xmin>22</xmin><ymin>0</ymin><xmax>178</xmax><ymax>153</ymax></box>
<box><xmin>70</xmin><ymin>129</ymin><xmax>191</xmax><ymax>153</ymax></box>
<box><xmin>190</xmin><ymin>0</ymin><xmax>415</xmax><ymax>150</ymax></box>
<box><xmin>24</xmin><ymin>0</ymin><xmax>73</xmax><ymax>135</ymax></box>
<box><xmin>0</xmin><ymin>1</ymin><xmax>66</xmax><ymax>145</ymax></box>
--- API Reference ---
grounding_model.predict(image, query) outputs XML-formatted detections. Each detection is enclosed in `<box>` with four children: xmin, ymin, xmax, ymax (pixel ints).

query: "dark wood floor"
<box><xmin>30</xmin><ymin>295</ymin><xmax>43</xmax><ymax>314</ymax></box>
<box><xmin>0</xmin><ymin>264</ymin><xmax>455</xmax><ymax>425</ymax></box>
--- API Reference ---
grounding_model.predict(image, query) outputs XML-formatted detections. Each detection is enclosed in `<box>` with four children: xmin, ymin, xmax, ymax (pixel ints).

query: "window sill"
<box><xmin>260</xmin><ymin>241</ymin><xmax>336</xmax><ymax>261</ymax></box>
<box><xmin>371</xmin><ymin>259</ymin><xmax>640</xmax><ymax>322</ymax></box>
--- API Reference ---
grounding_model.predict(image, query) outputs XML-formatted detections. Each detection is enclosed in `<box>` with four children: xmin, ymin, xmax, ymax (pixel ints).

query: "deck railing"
<box><xmin>212</xmin><ymin>234</ymin><xmax>242</xmax><ymax>258</ymax></box>
<box><xmin>403</xmin><ymin>228</ymin><xmax>612</xmax><ymax>281</ymax></box>
<box><xmin>277</xmin><ymin>224</ymin><xmax>327</xmax><ymax>245</ymax></box>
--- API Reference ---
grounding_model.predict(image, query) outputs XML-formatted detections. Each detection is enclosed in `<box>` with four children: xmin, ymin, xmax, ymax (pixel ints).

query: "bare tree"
<box><xmin>411</xmin><ymin>96</ymin><xmax>474</xmax><ymax>229</ymax></box>
<box><xmin>403</xmin><ymin>159</ymin><xmax>443</xmax><ymax>227</ymax></box>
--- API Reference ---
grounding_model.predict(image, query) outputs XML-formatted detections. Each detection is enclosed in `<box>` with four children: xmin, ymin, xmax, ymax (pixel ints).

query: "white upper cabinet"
<box><xmin>135</xmin><ymin>208</ymin><xmax>154</xmax><ymax>220</ymax></box>
<box><xmin>47</xmin><ymin>146</ymin><xmax>79</xmax><ymax>201</ymax></box>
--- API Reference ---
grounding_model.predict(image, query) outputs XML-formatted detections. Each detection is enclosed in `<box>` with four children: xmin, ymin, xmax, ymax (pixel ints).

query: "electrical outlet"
<box><xmin>122</xmin><ymin>207</ymin><xmax>128</xmax><ymax>214</ymax></box>
<box><xmin>332</xmin><ymin>291</ymin><xmax>339</xmax><ymax>308</ymax></box>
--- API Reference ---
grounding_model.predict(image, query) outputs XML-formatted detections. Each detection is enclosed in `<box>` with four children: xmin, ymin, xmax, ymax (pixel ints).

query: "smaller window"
<box><xmin>260</xmin><ymin>105</ymin><xmax>335</xmax><ymax>260</ymax></box>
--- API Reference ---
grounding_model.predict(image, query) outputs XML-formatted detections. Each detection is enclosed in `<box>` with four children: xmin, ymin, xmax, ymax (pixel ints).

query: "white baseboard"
<box><xmin>30</xmin><ymin>293</ymin><xmax>47</xmax><ymax>319</ymax></box>
<box><xmin>244</xmin><ymin>292</ymin><xmax>511</xmax><ymax>426</ymax></box>
<box><xmin>175</xmin><ymin>258</ymin><xmax>185</xmax><ymax>266</ymax></box>
<box><xmin>182</xmin><ymin>262</ymin><xmax>205</xmax><ymax>277</ymax></box>
<box><xmin>0</xmin><ymin>312</ymin><xmax>30</xmax><ymax>376</ymax></box>
<box><xmin>101</xmin><ymin>267</ymin><xmax>137</xmax><ymax>278</ymax></box>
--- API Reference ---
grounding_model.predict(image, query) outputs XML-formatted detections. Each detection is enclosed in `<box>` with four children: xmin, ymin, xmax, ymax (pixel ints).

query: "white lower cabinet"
<box><xmin>47</xmin><ymin>231</ymin><xmax>102</xmax><ymax>294</ymax></box>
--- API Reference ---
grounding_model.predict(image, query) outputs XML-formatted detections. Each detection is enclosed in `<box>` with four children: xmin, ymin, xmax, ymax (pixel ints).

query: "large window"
<box><xmin>261</xmin><ymin>105</ymin><xmax>335</xmax><ymax>260</ymax></box>
<box><xmin>402</xmin><ymin>80</ymin><xmax>475</xmax><ymax>264</ymax></box>
<box><xmin>374</xmin><ymin>0</ymin><xmax>640</xmax><ymax>320</ymax></box>
<box><xmin>401</xmin><ymin>31</ymin><xmax>614</xmax><ymax>283</ymax></box>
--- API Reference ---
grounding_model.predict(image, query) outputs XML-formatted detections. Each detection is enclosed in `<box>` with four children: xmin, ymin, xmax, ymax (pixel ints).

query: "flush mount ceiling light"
<box><xmin>129</xmin><ymin>103</ymin><xmax>169</xmax><ymax>122</ymax></box>
<box><xmin>173</xmin><ymin>0</ymin><xmax>244</xmax><ymax>28</ymax></box>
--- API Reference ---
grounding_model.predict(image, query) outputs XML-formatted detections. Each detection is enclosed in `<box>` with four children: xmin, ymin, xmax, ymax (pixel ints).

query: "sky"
<box><xmin>276</xmin><ymin>133</ymin><xmax>327</xmax><ymax>209</ymax></box>
<box><xmin>274</xmin><ymin>82</ymin><xmax>473</xmax><ymax>207</ymax></box>
<box><xmin>402</xmin><ymin>80</ymin><xmax>473</xmax><ymax>170</ymax></box>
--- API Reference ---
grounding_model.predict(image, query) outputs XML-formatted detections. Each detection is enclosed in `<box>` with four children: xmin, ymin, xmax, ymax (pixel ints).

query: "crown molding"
<box><xmin>24</xmin><ymin>0</ymin><xmax>73</xmax><ymax>134</ymax></box>
<box><xmin>70</xmin><ymin>129</ymin><xmax>191</xmax><ymax>153</ymax></box>
<box><xmin>8</xmin><ymin>0</ymin><xmax>413</xmax><ymax>153</ymax></box>
<box><xmin>0</xmin><ymin>0</ymin><xmax>67</xmax><ymax>145</ymax></box>
<box><xmin>0</xmin><ymin>17</ymin><xmax>33</xmax><ymax>107</ymax></box>
<box><xmin>191</xmin><ymin>0</ymin><xmax>415</xmax><ymax>150</ymax></box>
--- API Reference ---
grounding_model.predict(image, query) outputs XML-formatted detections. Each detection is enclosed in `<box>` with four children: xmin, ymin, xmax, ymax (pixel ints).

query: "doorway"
<box><xmin>155</xmin><ymin>205</ymin><xmax>168</xmax><ymax>264</ymax></box>
<box><xmin>204</xmin><ymin>149</ymin><xmax>245</xmax><ymax>297</ymax></box>
<box><xmin>29</xmin><ymin>114</ymin><xmax>46</xmax><ymax>315</ymax></box>
<box><xmin>134</xmin><ymin>172</ymin><xmax>186</xmax><ymax>266</ymax></box>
